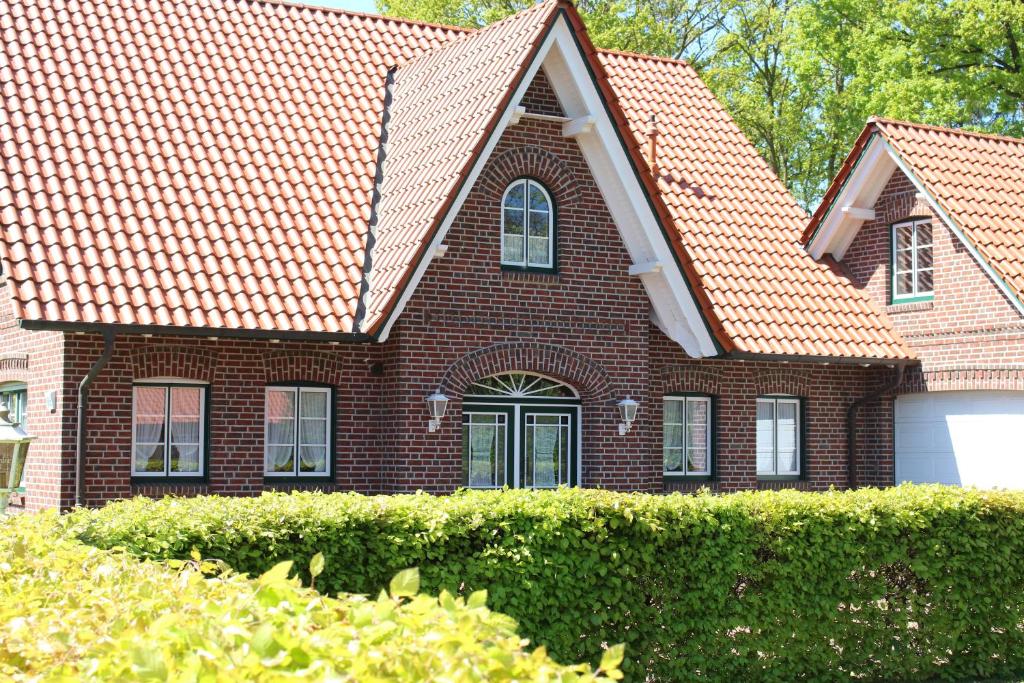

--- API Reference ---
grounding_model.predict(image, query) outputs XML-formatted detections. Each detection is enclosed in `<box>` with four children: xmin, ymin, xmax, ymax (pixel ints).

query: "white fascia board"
<box><xmin>375</xmin><ymin>15</ymin><xmax>718</xmax><ymax>356</ymax></box>
<box><xmin>808</xmin><ymin>136</ymin><xmax>893</xmax><ymax>259</ymax></box>
<box><xmin>880</xmin><ymin>139</ymin><xmax>1024</xmax><ymax>316</ymax></box>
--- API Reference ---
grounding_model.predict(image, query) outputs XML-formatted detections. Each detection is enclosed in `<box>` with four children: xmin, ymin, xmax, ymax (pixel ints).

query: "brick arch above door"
<box><xmin>438</xmin><ymin>342</ymin><xmax>613</xmax><ymax>404</ymax></box>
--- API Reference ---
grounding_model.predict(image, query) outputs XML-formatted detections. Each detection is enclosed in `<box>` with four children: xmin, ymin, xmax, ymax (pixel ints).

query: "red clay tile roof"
<box><xmin>0</xmin><ymin>0</ymin><xmax>460</xmax><ymax>334</ymax></box>
<box><xmin>808</xmin><ymin>118</ymin><xmax>1024</xmax><ymax>311</ymax></box>
<box><xmin>0</xmin><ymin>0</ymin><xmax>912</xmax><ymax>359</ymax></box>
<box><xmin>364</xmin><ymin>0</ymin><xmax>557</xmax><ymax>332</ymax></box>
<box><xmin>600</xmin><ymin>53</ymin><xmax>911</xmax><ymax>359</ymax></box>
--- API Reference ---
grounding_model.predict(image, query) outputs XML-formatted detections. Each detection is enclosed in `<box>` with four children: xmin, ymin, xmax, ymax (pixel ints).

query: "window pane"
<box><xmin>777</xmin><ymin>401</ymin><xmax>799</xmax><ymax>474</ymax></box>
<box><xmin>504</xmin><ymin>181</ymin><xmax>525</xmax><ymax>209</ymax></box>
<box><xmin>267</xmin><ymin>389</ymin><xmax>295</xmax><ymax>421</ymax></box>
<box><xmin>527</xmin><ymin>182</ymin><xmax>549</xmax><ymax>211</ymax></box>
<box><xmin>687</xmin><ymin>423</ymin><xmax>707</xmax><ymax>450</ymax></box>
<box><xmin>895</xmin><ymin>249</ymin><xmax>913</xmax><ymax>272</ymax></box>
<box><xmin>894</xmin><ymin>224</ymin><xmax>913</xmax><ymax>251</ymax></box>
<box><xmin>502</xmin><ymin>233</ymin><xmax>524</xmax><ymax>264</ymax></box>
<box><xmin>169</xmin><ymin>387</ymin><xmax>201</xmax><ymax>446</ymax></box>
<box><xmin>300</xmin><ymin>418</ymin><xmax>328</xmax><ymax>446</ymax></box>
<box><xmin>267</xmin><ymin>445</ymin><xmax>294</xmax><ymax>473</ymax></box>
<box><xmin>663</xmin><ymin>424</ymin><xmax>682</xmax><ymax>449</ymax></box>
<box><xmin>895</xmin><ymin>270</ymin><xmax>914</xmax><ymax>296</ymax></box>
<box><xmin>300</xmin><ymin>390</ymin><xmax>328</xmax><ymax>418</ymax></box>
<box><xmin>917</xmin><ymin>244</ymin><xmax>933</xmax><ymax>270</ymax></box>
<box><xmin>134</xmin><ymin>444</ymin><xmax>165</xmax><ymax>473</ymax></box>
<box><xmin>687</xmin><ymin>447</ymin><xmax>708</xmax><ymax>474</ymax></box>
<box><xmin>756</xmin><ymin>400</ymin><xmax>775</xmax><ymax>474</ymax></box>
<box><xmin>170</xmin><ymin>444</ymin><xmax>201</xmax><ymax>474</ymax></box>
<box><xmin>687</xmin><ymin>398</ymin><xmax>708</xmax><ymax>425</ymax></box>
<box><xmin>528</xmin><ymin>236</ymin><xmax>549</xmax><ymax>266</ymax></box>
<box><xmin>664</xmin><ymin>399</ymin><xmax>683</xmax><ymax>425</ymax></box>
<box><xmin>528</xmin><ymin>210</ymin><xmax>549</xmax><ymax>237</ymax></box>
<box><xmin>664</xmin><ymin>448</ymin><xmax>683</xmax><ymax>473</ymax></box>
<box><xmin>298</xmin><ymin>445</ymin><xmax>327</xmax><ymax>473</ymax></box>
<box><xmin>917</xmin><ymin>268</ymin><xmax>933</xmax><ymax>293</ymax></box>
<box><xmin>503</xmin><ymin>208</ymin><xmax>524</xmax><ymax>235</ymax></box>
<box><xmin>134</xmin><ymin>386</ymin><xmax>166</xmax><ymax>461</ymax></box>
<box><xmin>464</xmin><ymin>414</ymin><xmax>505</xmax><ymax>488</ymax></box>
<box><xmin>527</xmin><ymin>414</ymin><xmax>563</xmax><ymax>489</ymax></box>
<box><xmin>915</xmin><ymin>222</ymin><xmax>932</xmax><ymax>246</ymax></box>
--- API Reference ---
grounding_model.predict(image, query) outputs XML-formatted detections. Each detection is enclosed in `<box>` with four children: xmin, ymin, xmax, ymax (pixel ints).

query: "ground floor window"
<box><xmin>462</xmin><ymin>373</ymin><xmax>579</xmax><ymax>489</ymax></box>
<box><xmin>663</xmin><ymin>395</ymin><xmax>712</xmax><ymax>477</ymax></box>
<box><xmin>756</xmin><ymin>396</ymin><xmax>802</xmax><ymax>477</ymax></box>
<box><xmin>265</xmin><ymin>386</ymin><xmax>332</xmax><ymax>478</ymax></box>
<box><xmin>0</xmin><ymin>383</ymin><xmax>27</xmax><ymax>426</ymax></box>
<box><xmin>132</xmin><ymin>383</ymin><xmax>207</xmax><ymax>478</ymax></box>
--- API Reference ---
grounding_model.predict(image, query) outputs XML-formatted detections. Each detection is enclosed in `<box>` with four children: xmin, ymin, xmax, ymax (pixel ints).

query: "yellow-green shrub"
<box><xmin>68</xmin><ymin>485</ymin><xmax>1024</xmax><ymax>681</ymax></box>
<box><xmin>0</xmin><ymin>512</ymin><xmax>622</xmax><ymax>682</ymax></box>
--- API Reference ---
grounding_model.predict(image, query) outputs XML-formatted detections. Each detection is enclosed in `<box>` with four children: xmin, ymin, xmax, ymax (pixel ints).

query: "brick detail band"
<box><xmin>753</xmin><ymin>368</ymin><xmax>813</xmax><ymax>396</ymax></box>
<box><xmin>262</xmin><ymin>350</ymin><xmax>354</xmax><ymax>384</ymax></box>
<box><xmin>656</xmin><ymin>364</ymin><xmax>723</xmax><ymax>395</ymax></box>
<box><xmin>439</xmin><ymin>341</ymin><xmax>613</xmax><ymax>402</ymax></box>
<box><xmin>900</xmin><ymin>366</ymin><xmax>1024</xmax><ymax>393</ymax></box>
<box><xmin>131</xmin><ymin>346</ymin><xmax>219</xmax><ymax>382</ymax></box>
<box><xmin>477</xmin><ymin>145</ymin><xmax>581</xmax><ymax>208</ymax></box>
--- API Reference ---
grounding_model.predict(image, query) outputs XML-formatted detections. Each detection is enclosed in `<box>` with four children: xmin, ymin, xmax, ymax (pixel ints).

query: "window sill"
<box><xmin>264</xmin><ymin>476</ymin><xmax>334</xmax><ymax>484</ymax></box>
<box><xmin>131</xmin><ymin>476</ymin><xmax>207</xmax><ymax>485</ymax></box>
<box><xmin>756</xmin><ymin>475</ymin><xmax>801</xmax><ymax>482</ymax></box>
<box><xmin>663</xmin><ymin>474</ymin><xmax>713</xmax><ymax>482</ymax></box>
<box><xmin>887</xmin><ymin>298</ymin><xmax>934</xmax><ymax>313</ymax></box>
<box><xmin>500</xmin><ymin>268</ymin><xmax>560</xmax><ymax>284</ymax></box>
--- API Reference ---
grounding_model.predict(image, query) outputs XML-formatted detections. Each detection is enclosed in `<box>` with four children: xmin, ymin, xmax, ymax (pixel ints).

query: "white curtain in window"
<box><xmin>531</xmin><ymin>421</ymin><xmax>559</xmax><ymax>488</ymax></box>
<box><xmin>756</xmin><ymin>400</ymin><xmax>776</xmax><ymax>474</ymax></box>
<box><xmin>133</xmin><ymin>387</ymin><xmax>166</xmax><ymax>473</ymax></box>
<box><xmin>266</xmin><ymin>389</ymin><xmax>296</xmax><ymax>472</ymax></box>
<box><xmin>469</xmin><ymin>422</ymin><xmax>497</xmax><ymax>487</ymax></box>
<box><xmin>776</xmin><ymin>401</ymin><xmax>799</xmax><ymax>474</ymax></box>
<box><xmin>169</xmin><ymin>387</ymin><xmax>202</xmax><ymax>473</ymax></box>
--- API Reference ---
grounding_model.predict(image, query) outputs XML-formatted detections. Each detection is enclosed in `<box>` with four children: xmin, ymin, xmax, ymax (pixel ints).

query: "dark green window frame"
<box><xmin>890</xmin><ymin>218</ymin><xmax>934</xmax><ymax>304</ymax></box>
<box><xmin>263</xmin><ymin>382</ymin><xmax>336</xmax><ymax>483</ymax></box>
<box><xmin>0</xmin><ymin>383</ymin><xmax>27</xmax><ymax>427</ymax></box>
<box><xmin>130</xmin><ymin>382</ymin><xmax>211</xmax><ymax>483</ymax></box>
<box><xmin>662</xmin><ymin>393</ymin><xmax>715</xmax><ymax>480</ymax></box>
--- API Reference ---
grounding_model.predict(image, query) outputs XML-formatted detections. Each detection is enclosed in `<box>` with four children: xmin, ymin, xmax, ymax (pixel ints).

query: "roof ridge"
<box><xmin>871</xmin><ymin>116</ymin><xmax>1024</xmax><ymax>146</ymax></box>
<box><xmin>241</xmin><ymin>0</ymin><xmax>474</xmax><ymax>35</ymax></box>
<box><xmin>597</xmin><ymin>48</ymin><xmax>692</xmax><ymax>69</ymax></box>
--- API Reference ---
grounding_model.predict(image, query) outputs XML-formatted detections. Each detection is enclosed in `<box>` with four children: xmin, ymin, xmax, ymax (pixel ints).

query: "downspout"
<box><xmin>75</xmin><ymin>330</ymin><xmax>116</xmax><ymax>507</ymax></box>
<box><xmin>847</xmin><ymin>363</ymin><xmax>906</xmax><ymax>489</ymax></box>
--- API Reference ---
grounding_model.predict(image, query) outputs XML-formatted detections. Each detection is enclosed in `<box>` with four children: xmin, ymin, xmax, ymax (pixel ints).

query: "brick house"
<box><xmin>0</xmin><ymin>0</ymin><xmax>914</xmax><ymax>511</ymax></box>
<box><xmin>805</xmin><ymin>118</ymin><xmax>1024</xmax><ymax>487</ymax></box>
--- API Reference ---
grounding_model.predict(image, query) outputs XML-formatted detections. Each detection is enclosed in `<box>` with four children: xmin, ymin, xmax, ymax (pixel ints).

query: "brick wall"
<box><xmin>841</xmin><ymin>167</ymin><xmax>1024</xmax><ymax>393</ymax></box>
<box><xmin>0</xmin><ymin>284</ymin><xmax>68</xmax><ymax>510</ymax></box>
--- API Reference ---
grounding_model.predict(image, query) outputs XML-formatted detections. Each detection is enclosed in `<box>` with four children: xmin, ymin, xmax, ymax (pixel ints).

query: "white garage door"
<box><xmin>895</xmin><ymin>391</ymin><xmax>1024</xmax><ymax>488</ymax></box>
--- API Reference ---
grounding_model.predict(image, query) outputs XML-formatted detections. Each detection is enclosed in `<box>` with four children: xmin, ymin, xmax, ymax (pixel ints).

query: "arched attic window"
<box><xmin>501</xmin><ymin>178</ymin><xmax>555</xmax><ymax>272</ymax></box>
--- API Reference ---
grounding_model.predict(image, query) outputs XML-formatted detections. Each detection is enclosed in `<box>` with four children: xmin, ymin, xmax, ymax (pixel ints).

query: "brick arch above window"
<box><xmin>261</xmin><ymin>350</ymin><xmax>349</xmax><ymax>385</ymax></box>
<box><xmin>439</xmin><ymin>342</ymin><xmax>613</xmax><ymax>403</ymax></box>
<box><xmin>753</xmin><ymin>368</ymin><xmax>813</xmax><ymax>396</ymax></box>
<box><xmin>656</xmin><ymin>364</ymin><xmax>723</xmax><ymax>395</ymax></box>
<box><xmin>131</xmin><ymin>346</ymin><xmax>218</xmax><ymax>382</ymax></box>
<box><xmin>478</xmin><ymin>145</ymin><xmax>581</xmax><ymax>208</ymax></box>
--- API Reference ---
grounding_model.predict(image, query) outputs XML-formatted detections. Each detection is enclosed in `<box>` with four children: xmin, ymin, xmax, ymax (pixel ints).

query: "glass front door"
<box><xmin>461</xmin><ymin>373</ymin><xmax>579</xmax><ymax>489</ymax></box>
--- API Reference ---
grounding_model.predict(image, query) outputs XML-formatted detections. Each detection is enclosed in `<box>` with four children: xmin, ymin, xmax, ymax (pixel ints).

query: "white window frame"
<box><xmin>131</xmin><ymin>381</ymin><xmax>207</xmax><ymax>478</ymax></box>
<box><xmin>756</xmin><ymin>396</ymin><xmax>802</xmax><ymax>477</ymax></box>
<box><xmin>891</xmin><ymin>219</ymin><xmax>934</xmax><ymax>302</ymax></box>
<box><xmin>264</xmin><ymin>386</ymin><xmax>332</xmax><ymax>478</ymax></box>
<box><xmin>500</xmin><ymin>178</ymin><xmax>554</xmax><ymax>270</ymax></box>
<box><xmin>663</xmin><ymin>395</ymin><xmax>712</xmax><ymax>476</ymax></box>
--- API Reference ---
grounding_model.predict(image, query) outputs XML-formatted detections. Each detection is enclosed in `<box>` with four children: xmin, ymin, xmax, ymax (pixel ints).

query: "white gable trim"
<box><xmin>370</xmin><ymin>13</ymin><xmax>719</xmax><ymax>356</ymax></box>
<box><xmin>808</xmin><ymin>136</ymin><xmax>1024</xmax><ymax>316</ymax></box>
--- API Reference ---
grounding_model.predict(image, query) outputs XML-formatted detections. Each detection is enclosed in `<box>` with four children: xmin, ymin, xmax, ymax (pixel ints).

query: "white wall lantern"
<box><xmin>426</xmin><ymin>392</ymin><xmax>449</xmax><ymax>433</ymax></box>
<box><xmin>0</xmin><ymin>401</ymin><xmax>35</xmax><ymax>514</ymax></box>
<box><xmin>617</xmin><ymin>397</ymin><xmax>639</xmax><ymax>435</ymax></box>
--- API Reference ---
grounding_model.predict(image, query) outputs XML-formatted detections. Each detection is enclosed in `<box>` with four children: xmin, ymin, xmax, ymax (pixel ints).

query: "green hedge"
<box><xmin>68</xmin><ymin>486</ymin><xmax>1024</xmax><ymax>681</ymax></box>
<box><xmin>0</xmin><ymin>512</ymin><xmax>621</xmax><ymax>681</ymax></box>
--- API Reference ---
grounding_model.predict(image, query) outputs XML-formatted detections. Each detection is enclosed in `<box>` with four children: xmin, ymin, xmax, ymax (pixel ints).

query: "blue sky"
<box><xmin>299</xmin><ymin>0</ymin><xmax>380</xmax><ymax>13</ymax></box>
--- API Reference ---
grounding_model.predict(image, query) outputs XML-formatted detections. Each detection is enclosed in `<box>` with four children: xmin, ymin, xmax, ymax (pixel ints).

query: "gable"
<box><xmin>807</xmin><ymin>120</ymin><xmax>1024</xmax><ymax>318</ymax></box>
<box><xmin>365</xmin><ymin>4</ymin><xmax>723</xmax><ymax>358</ymax></box>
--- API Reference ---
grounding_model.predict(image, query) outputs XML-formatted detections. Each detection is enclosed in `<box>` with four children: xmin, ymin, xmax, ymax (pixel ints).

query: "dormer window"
<box><xmin>501</xmin><ymin>178</ymin><xmax>555</xmax><ymax>271</ymax></box>
<box><xmin>892</xmin><ymin>219</ymin><xmax>933</xmax><ymax>303</ymax></box>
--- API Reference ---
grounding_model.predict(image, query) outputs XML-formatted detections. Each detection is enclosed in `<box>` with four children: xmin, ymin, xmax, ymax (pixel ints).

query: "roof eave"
<box><xmin>19</xmin><ymin>319</ymin><xmax>373</xmax><ymax>343</ymax></box>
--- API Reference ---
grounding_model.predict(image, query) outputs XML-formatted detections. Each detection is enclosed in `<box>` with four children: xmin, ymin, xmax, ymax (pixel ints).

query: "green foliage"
<box><xmin>67</xmin><ymin>486</ymin><xmax>1024</xmax><ymax>681</ymax></box>
<box><xmin>0</xmin><ymin>512</ymin><xmax>620</xmax><ymax>682</ymax></box>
